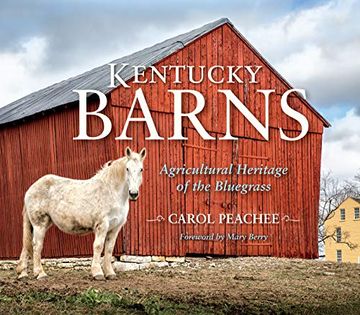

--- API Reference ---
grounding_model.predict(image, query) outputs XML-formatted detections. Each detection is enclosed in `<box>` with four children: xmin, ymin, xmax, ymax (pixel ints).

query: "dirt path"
<box><xmin>1</xmin><ymin>257</ymin><xmax>360</xmax><ymax>314</ymax></box>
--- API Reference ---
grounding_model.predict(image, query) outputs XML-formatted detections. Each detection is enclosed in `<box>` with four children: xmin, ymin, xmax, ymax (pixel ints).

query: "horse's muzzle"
<box><xmin>129</xmin><ymin>191</ymin><xmax>139</xmax><ymax>201</ymax></box>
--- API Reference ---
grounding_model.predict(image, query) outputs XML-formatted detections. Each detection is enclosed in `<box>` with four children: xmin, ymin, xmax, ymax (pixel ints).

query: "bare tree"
<box><xmin>318</xmin><ymin>171</ymin><xmax>360</xmax><ymax>250</ymax></box>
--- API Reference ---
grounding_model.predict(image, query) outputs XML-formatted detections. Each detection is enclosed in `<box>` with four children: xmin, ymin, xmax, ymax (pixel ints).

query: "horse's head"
<box><xmin>125</xmin><ymin>147</ymin><xmax>146</xmax><ymax>201</ymax></box>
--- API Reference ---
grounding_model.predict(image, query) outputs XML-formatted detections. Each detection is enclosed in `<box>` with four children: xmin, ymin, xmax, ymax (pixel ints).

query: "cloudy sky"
<box><xmin>0</xmin><ymin>0</ymin><xmax>359</xmax><ymax>180</ymax></box>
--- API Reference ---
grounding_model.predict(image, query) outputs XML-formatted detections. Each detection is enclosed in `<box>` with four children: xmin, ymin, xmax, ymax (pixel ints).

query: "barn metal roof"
<box><xmin>0</xmin><ymin>17</ymin><xmax>330</xmax><ymax>127</ymax></box>
<box><xmin>0</xmin><ymin>18</ymin><xmax>230</xmax><ymax>125</ymax></box>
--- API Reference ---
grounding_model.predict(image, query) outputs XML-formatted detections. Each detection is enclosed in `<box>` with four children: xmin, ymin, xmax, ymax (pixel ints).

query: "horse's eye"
<box><xmin>140</xmin><ymin>168</ymin><xmax>143</xmax><ymax>172</ymax></box>
<box><xmin>126</xmin><ymin>167</ymin><xmax>129</xmax><ymax>172</ymax></box>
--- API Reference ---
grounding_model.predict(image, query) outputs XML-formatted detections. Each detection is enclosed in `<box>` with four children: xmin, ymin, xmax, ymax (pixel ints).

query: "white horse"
<box><xmin>16</xmin><ymin>147</ymin><xmax>146</xmax><ymax>280</ymax></box>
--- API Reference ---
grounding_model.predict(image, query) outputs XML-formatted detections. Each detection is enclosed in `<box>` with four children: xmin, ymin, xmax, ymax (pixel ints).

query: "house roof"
<box><xmin>0</xmin><ymin>18</ymin><xmax>330</xmax><ymax>127</ymax></box>
<box><xmin>338</xmin><ymin>197</ymin><xmax>360</xmax><ymax>207</ymax></box>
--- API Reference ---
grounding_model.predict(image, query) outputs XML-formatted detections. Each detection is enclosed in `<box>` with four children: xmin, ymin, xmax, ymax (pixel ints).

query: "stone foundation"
<box><xmin>0</xmin><ymin>255</ymin><xmax>186</xmax><ymax>271</ymax></box>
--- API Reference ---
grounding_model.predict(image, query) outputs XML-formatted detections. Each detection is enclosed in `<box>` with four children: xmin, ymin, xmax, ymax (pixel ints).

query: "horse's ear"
<box><xmin>139</xmin><ymin>147</ymin><xmax>147</xmax><ymax>161</ymax></box>
<box><xmin>125</xmin><ymin>147</ymin><xmax>132</xmax><ymax>159</ymax></box>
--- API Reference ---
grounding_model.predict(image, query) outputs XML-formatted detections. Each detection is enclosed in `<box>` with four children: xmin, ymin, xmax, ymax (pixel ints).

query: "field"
<box><xmin>1</xmin><ymin>257</ymin><xmax>360</xmax><ymax>314</ymax></box>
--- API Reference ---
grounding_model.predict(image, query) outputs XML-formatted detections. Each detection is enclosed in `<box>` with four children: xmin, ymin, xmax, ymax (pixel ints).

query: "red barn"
<box><xmin>0</xmin><ymin>18</ymin><xmax>329</xmax><ymax>259</ymax></box>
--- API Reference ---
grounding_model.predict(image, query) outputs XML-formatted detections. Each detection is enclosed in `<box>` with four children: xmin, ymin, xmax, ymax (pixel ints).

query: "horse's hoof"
<box><xmin>18</xmin><ymin>273</ymin><xmax>29</xmax><ymax>280</ymax></box>
<box><xmin>16</xmin><ymin>266</ymin><xmax>24</xmax><ymax>275</ymax></box>
<box><xmin>37</xmin><ymin>273</ymin><xmax>48</xmax><ymax>280</ymax></box>
<box><xmin>106</xmin><ymin>274</ymin><xmax>117</xmax><ymax>280</ymax></box>
<box><xmin>93</xmin><ymin>274</ymin><xmax>105</xmax><ymax>281</ymax></box>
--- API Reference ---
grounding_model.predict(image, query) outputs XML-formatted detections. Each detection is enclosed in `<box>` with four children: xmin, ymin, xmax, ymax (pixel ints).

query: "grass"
<box><xmin>2</xmin><ymin>287</ymin><xmax>360</xmax><ymax>315</ymax></box>
<box><xmin>0</xmin><ymin>288</ymin><xmax>221</xmax><ymax>315</ymax></box>
<box><xmin>76</xmin><ymin>288</ymin><xmax>127</xmax><ymax>307</ymax></box>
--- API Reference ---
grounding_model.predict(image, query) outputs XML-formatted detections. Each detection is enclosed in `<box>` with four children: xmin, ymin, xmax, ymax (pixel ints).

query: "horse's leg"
<box><xmin>32</xmin><ymin>225</ymin><xmax>48</xmax><ymax>279</ymax></box>
<box><xmin>92</xmin><ymin>221</ymin><xmax>109</xmax><ymax>280</ymax></box>
<box><xmin>103</xmin><ymin>225</ymin><xmax>122</xmax><ymax>279</ymax></box>
<box><xmin>16</xmin><ymin>208</ymin><xmax>33</xmax><ymax>279</ymax></box>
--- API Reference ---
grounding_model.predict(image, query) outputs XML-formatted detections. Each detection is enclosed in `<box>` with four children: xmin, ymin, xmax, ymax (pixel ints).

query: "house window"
<box><xmin>355</xmin><ymin>207</ymin><xmax>360</xmax><ymax>220</ymax></box>
<box><xmin>336</xmin><ymin>250</ymin><xmax>342</xmax><ymax>263</ymax></box>
<box><xmin>336</xmin><ymin>227</ymin><xmax>342</xmax><ymax>242</ymax></box>
<box><xmin>340</xmin><ymin>208</ymin><xmax>345</xmax><ymax>221</ymax></box>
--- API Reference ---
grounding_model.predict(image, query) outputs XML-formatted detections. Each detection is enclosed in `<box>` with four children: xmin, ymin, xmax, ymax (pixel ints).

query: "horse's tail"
<box><xmin>22</xmin><ymin>207</ymin><xmax>33</xmax><ymax>255</ymax></box>
<box><xmin>16</xmin><ymin>206</ymin><xmax>33</xmax><ymax>275</ymax></box>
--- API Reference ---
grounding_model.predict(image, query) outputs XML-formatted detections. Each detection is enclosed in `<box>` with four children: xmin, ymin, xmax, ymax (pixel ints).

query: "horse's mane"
<box><xmin>96</xmin><ymin>160</ymin><xmax>114</xmax><ymax>175</ymax></box>
<box><xmin>94</xmin><ymin>157</ymin><xmax>127</xmax><ymax>183</ymax></box>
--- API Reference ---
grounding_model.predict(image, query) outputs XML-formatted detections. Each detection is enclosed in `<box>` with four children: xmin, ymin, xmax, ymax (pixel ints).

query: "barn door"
<box><xmin>183</xmin><ymin>128</ymin><xmax>274</xmax><ymax>257</ymax></box>
<box><xmin>230</xmin><ymin>137</ymin><xmax>273</xmax><ymax>256</ymax></box>
<box><xmin>183</xmin><ymin>128</ymin><xmax>234</xmax><ymax>255</ymax></box>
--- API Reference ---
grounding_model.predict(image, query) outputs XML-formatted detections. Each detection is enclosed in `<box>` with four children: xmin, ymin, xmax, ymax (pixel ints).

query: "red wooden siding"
<box><xmin>0</xmin><ymin>23</ymin><xmax>324</xmax><ymax>259</ymax></box>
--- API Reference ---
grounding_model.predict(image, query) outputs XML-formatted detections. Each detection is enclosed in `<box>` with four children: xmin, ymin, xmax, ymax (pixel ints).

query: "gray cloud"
<box><xmin>0</xmin><ymin>0</ymin><xmax>306</xmax><ymax>73</ymax></box>
<box><xmin>0</xmin><ymin>0</ymin><xmax>304</xmax><ymax>107</ymax></box>
<box><xmin>245</xmin><ymin>0</ymin><xmax>360</xmax><ymax>114</ymax></box>
<box><xmin>321</xmin><ymin>109</ymin><xmax>360</xmax><ymax>179</ymax></box>
<box><xmin>0</xmin><ymin>0</ymin><xmax>358</xmax><ymax>117</ymax></box>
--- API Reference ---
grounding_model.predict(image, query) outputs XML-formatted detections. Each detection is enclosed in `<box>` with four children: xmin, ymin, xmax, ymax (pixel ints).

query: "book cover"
<box><xmin>0</xmin><ymin>1</ymin><xmax>359</xmax><ymax>313</ymax></box>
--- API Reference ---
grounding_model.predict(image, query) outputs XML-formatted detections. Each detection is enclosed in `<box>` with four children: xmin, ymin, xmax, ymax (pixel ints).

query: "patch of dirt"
<box><xmin>1</xmin><ymin>257</ymin><xmax>360</xmax><ymax>314</ymax></box>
